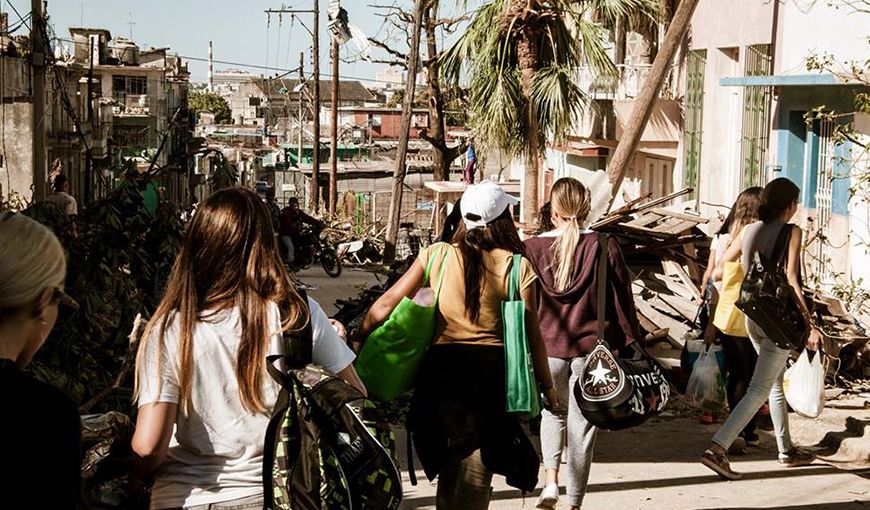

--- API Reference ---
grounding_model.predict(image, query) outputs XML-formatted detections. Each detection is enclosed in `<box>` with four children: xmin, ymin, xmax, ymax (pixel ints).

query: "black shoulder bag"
<box><xmin>735</xmin><ymin>224</ymin><xmax>810</xmax><ymax>350</ymax></box>
<box><xmin>574</xmin><ymin>234</ymin><xmax>671</xmax><ymax>431</ymax></box>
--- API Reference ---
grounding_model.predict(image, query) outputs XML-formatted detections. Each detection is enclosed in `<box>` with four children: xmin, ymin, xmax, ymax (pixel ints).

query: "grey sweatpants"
<box><xmin>540</xmin><ymin>356</ymin><xmax>598</xmax><ymax>508</ymax></box>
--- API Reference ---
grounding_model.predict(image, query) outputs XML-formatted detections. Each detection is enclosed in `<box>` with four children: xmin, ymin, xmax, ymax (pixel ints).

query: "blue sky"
<box><xmin>4</xmin><ymin>0</ymin><xmax>472</xmax><ymax>85</ymax></box>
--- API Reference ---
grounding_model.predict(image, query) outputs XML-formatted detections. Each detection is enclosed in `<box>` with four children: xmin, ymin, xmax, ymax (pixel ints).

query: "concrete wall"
<box><xmin>684</xmin><ymin>0</ymin><xmax>775</xmax><ymax>216</ymax></box>
<box><xmin>0</xmin><ymin>102</ymin><xmax>34</xmax><ymax>203</ymax></box>
<box><xmin>775</xmin><ymin>1</ymin><xmax>869</xmax><ymax>76</ymax></box>
<box><xmin>690</xmin><ymin>0</ymin><xmax>774</xmax><ymax>49</ymax></box>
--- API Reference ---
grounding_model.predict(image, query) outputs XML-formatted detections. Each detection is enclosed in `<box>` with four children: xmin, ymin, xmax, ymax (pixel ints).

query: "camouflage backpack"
<box><xmin>262</xmin><ymin>296</ymin><xmax>402</xmax><ymax>510</ymax></box>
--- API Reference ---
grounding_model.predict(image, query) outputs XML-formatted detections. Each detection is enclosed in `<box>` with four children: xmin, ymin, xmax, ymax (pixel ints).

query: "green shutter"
<box><xmin>683</xmin><ymin>50</ymin><xmax>706</xmax><ymax>201</ymax></box>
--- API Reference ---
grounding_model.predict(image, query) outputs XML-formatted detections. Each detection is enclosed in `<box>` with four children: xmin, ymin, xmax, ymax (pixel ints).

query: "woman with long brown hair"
<box><xmin>524</xmin><ymin>178</ymin><xmax>641</xmax><ymax>510</ymax></box>
<box><xmin>354</xmin><ymin>181</ymin><xmax>557</xmax><ymax>510</ymax></box>
<box><xmin>700</xmin><ymin>187</ymin><xmax>762</xmax><ymax>443</ymax></box>
<box><xmin>702</xmin><ymin>178</ymin><xmax>820</xmax><ymax>480</ymax></box>
<box><xmin>132</xmin><ymin>187</ymin><xmax>363</xmax><ymax>510</ymax></box>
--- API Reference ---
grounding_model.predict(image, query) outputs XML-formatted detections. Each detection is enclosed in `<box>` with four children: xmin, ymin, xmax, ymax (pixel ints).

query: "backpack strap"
<box><xmin>280</xmin><ymin>289</ymin><xmax>315</xmax><ymax>371</ymax></box>
<box><xmin>772</xmin><ymin>224</ymin><xmax>794</xmax><ymax>269</ymax></box>
<box><xmin>596</xmin><ymin>234</ymin><xmax>609</xmax><ymax>343</ymax></box>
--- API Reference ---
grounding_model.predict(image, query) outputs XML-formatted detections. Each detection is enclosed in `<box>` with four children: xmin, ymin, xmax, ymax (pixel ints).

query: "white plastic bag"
<box><xmin>685</xmin><ymin>345</ymin><xmax>727</xmax><ymax>412</ymax></box>
<box><xmin>783</xmin><ymin>350</ymin><xmax>826</xmax><ymax>418</ymax></box>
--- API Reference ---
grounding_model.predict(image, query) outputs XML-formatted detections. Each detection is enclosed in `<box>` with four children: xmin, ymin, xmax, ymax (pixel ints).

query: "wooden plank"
<box><xmin>617</xmin><ymin>223</ymin><xmax>678</xmax><ymax>238</ymax></box>
<box><xmin>629</xmin><ymin>188</ymin><xmax>694</xmax><ymax>214</ymax></box>
<box><xmin>634</xmin><ymin>299</ymin><xmax>689</xmax><ymax>349</ymax></box>
<box><xmin>651</xmin><ymin>207</ymin><xmax>710</xmax><ymax>223</ymax></box>
<box><xmin>656</xmin><ymin>293</ymin><xmax>700</xmax><ymax>323</ymax></box>
<box><xmin>625</xmin><ymin>211</ymin><xmax>666</xmax><ymax>228</ymax></box>
<box><xmin>663</xmin><ymin>260</ymin><xmax>702</xmax><ymax>300</ymax></box>
<box><xmin>660</xmin><ymin>219</ymin><xmax>698</xmax><ymax>234</ymax></box>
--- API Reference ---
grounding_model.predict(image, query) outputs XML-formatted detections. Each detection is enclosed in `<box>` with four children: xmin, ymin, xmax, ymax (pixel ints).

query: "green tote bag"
<box><xmin>502</xmin><ymin>254</ymin><xmax>542</xmax><ymax>417</ymax></box>
<box><xmin>355</xmin><ymin>245</ymin><xmax>448</xmax><ymax>401</ymax></box>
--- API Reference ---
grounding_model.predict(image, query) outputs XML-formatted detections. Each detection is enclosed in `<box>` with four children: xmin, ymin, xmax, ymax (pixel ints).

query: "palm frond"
<box><xmin>590</xmin><ymin>0</ymin><xmax>664</xmax><ymax>28</ymax></box>
<box><xmin>531</xmin><ymin>63</ymin><xmax>589</xmax><ymax>145</ymax></box>
<box><xmin>574</xmin><ymin>18</ymin><xmax>618</xmax><ymax>79</ymax></box>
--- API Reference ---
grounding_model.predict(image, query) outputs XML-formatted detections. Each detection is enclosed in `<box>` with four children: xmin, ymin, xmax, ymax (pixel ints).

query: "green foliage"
<box><xmin>441</xmin><ymin>0</ymin><xmax>662</xmax><ymax>158</ymax></box>
<box><xmin>189</xmin><ymin>90</ymin><xmax>232</xmax><ymax>124</ymax></box>
<box><xmin>6</xmin><ymin>184</ymin><xmax>184</xmax><ymax>412</ymax></box>
<box><xmin>208</xmin><ymin>156</ymin><xmax>240</xmax><ymax>191</ymax></box>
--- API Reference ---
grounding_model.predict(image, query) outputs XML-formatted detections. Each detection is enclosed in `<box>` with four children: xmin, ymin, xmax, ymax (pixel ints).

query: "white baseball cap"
<box><xmin>460</xmin><ymin>180</ymin><xmax>519</xmax><ymax>229</ymax></box>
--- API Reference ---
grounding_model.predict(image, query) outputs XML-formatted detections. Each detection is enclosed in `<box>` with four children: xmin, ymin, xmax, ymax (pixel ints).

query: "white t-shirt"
<box><xmin>137</xmin><ymin>297</ymin><xmax>355</xmax><ymax>510</ymax></box>
<box><xmin>45</xmin><ymin>191</ymin><xmax>78</xmax><ymax>216</ymax></box>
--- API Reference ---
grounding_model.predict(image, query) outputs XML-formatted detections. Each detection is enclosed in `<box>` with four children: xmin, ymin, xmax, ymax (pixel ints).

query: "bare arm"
<box><xmin>713</xmin><ymin>235</ymin><xmax>743</xmax><ymax>281</ymax></box>
<box><xmin>786</xmin><ymin>227</ymin><xmax>821</xmax><ymax>350</ymax></box>
<box><xmin>700</xmin><ymin>248</ymin><xmax>716</xmax><ymax>301</ymax></box>
<box><xmin>350</xmin><ymin>259</ymin><xmax>426</xmax><ymax>349</ymax></box>
<box><xmin>336</xmin><ymin>364</ymin><xmax>368</xmax><ymax>397</ymax></box>
<box><xmin>131</xmin><ymin>402</ymin><xmax>177</xmax><ymax>478</ymax></box>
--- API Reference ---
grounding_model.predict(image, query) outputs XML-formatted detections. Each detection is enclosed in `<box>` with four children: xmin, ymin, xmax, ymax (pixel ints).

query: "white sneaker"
<box><xmin>536</xmin><ymin>483</ymin><xmax>559</xmax><ymax>509</ymax></box>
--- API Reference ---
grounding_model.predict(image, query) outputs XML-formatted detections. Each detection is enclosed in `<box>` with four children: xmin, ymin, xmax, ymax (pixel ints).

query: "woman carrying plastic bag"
<box><xmin>783</xmin><ymin>350</ymin><xmax>826</xmax><ymax>418</ymax></box>
<box><xmin>686</xmin><ymin>345</ymin><xmax>728</xmax><ymax>413</ymax></box>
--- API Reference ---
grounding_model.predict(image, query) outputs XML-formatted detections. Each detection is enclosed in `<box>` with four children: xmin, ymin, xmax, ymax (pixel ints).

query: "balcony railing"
<box><xmin>112</xmin><ymin>93</ymin><xmax>150</xmax><ymax>115</ymax></box>
<box><xmin>574</xmin><ymin>64</ymin><xmax>679</xmax><ymax>102</ymax></box>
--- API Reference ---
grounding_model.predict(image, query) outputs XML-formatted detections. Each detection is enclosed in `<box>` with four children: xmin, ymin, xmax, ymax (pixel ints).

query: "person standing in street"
<box><xmin>353</xmin><ymin>180</ymin><xmax>558</xmax><ymax>510</ymax></box>
<box><xmin>131</xmin><ymin>187</ymin><xmax>364</xmax><ymax>510</ymax></box>
<box><xmin>464</xmin><ymin>137</ymin><xmax>477</xmax><ymax>184</ymax></box>
<box><xmin>524</xmin><ymin>178</ymin><xmax>642</xmax><ymax>510</ymax></box>
<box><xmin>701</xmin><ymin>177</ymin><xmax>821</xmax><ymax>480</ymax></box>
<box><xmin>46</xmin><ymin>174</ymin><xmax>78</xmax><ymax>235</ymax></box>
<box><xmin>0</xmin><ymin>212</ymin><xmax>82</xmax><ymax>509</ymax></box>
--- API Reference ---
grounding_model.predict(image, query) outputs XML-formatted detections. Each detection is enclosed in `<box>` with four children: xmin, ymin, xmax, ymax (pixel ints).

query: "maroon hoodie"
<box><xmin>524</xmin><ymin>233</ymin><xmax>641</xmax><ymax>358</ymax></box>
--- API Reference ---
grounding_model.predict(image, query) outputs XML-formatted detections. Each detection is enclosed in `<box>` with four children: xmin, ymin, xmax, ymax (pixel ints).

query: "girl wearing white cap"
<box><xmin>355</xmin><ymin>180</ymin><xmax>558</xmax><ymax>509</ymax></box>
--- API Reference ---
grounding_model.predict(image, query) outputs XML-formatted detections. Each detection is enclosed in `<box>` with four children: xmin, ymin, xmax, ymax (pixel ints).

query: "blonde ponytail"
<box><xmin>549</xmin><ymin>178</ymin><xmax>591</xmax><ymax>292</ymax></box>
<box><xmin>0</xmin><ymin>213</ymin><xmax>66</xmax><ymax>314</ymax></box>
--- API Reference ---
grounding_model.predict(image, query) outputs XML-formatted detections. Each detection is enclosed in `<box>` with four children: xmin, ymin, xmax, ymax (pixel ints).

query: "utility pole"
<box><xmin>85</xmin><ymin>36</ymin><xmax>95</xmax><ymax>203</ymax></box>
<box><xmin>605</xmin><ymin>0</ymin><xmax>700</xmax><ymax>212</ymax></box>
<box><xmin>311</xmin><ymin>0</ymin><xmax>321</xmax><ymax>212</ymax></box>
<box><xmin>266</xmin><ymin>3</ymin><xmax>319</xmax><ymax>210</ymax></box>
<box><xmin>31</xmin><ymin>0</ymin><xmax>46</xmax><ymax>201</ymax></box>
<box><xmin>328</xmin><ymin>37</ymin><xmax>338</xmax><ymax>215</ymax></box>
<box><xmin>298</xmin><ymin>51</ymin><xmax>304</xmax><ymax>171</ymax></box>
<box><xmin>383</xmin><ymin>0</ymin><xmax>424</xmax><ymax>262</ymax></box>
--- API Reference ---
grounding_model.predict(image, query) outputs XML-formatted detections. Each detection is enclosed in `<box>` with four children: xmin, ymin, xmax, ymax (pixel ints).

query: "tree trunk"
<box><xmin>383</xmin><ymin>0</ymin><xmax>425</xmax><ymax>263</ymax></box>
<box><xmin>310</xmin><ymin>0</ymin><xmax>321</xmax><ymax>212</ymax></box>
<box><xmin>423</xmin><ymin>4</ymin><xmax>451</xmax><ymax>181</ymax></box>
<box><xmin>515</xmin><ymin>11</ymin><xmax>541</xmax><ymax>225</ymax></box>
<box><xmin>606</xmin><ymin>0</ymin><xmax>700</xmax><ymax>211</ymax></box>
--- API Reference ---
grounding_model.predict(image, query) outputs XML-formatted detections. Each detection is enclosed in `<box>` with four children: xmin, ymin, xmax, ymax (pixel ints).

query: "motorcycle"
<box><xmin>283</xmin><ymin>226</ymin><xmax>343</xmax><ymax>278</ymax></box>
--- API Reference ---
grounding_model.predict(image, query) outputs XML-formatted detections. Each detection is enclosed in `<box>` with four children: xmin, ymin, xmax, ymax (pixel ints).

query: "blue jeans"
<box><xmin>712</xmin><ymin>319</ymin><xmax>794</xmax><ymax>458</ymax></box>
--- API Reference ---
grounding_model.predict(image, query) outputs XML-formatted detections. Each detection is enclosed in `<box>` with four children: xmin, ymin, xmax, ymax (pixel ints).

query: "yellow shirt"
<box><xmin>417</xmin><ymin>242</ymin><xmax>537</xmax><ymax>346</ymax></box>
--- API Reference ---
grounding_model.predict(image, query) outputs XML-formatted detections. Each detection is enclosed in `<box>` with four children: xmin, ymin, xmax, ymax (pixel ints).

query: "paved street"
<box><xmin>396</xmin><ymin>416</ymin><xmax>870</xmax><ymax>510</ymax></box>
<box><xmin>295</xmin><ymin>266</ymin><xmax>383</xmax><ymax>316</ymax></box>
<box><xmin>309</xmin><ymin>270</ymin><xmax>870</xmax><ymax>510</ymax></box>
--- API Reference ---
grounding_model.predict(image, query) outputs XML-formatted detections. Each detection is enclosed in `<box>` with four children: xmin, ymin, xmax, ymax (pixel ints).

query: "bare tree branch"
<box><xmin>368</xmin><ymin>37</ymin><xmax>409</xmax><ymax>62</ymax></box>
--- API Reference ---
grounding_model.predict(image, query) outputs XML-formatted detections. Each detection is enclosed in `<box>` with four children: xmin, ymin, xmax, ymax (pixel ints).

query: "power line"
<box><xmin>53</xmin><ymin>36</ymin><xmax>392</xmax><ymax>85</ymax></box>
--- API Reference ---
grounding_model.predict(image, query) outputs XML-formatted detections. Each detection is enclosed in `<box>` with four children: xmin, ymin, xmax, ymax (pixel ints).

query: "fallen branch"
<box><xmin>79</xmin><ymin>313</ymin><xmax>144</xmax><ymax>413</ymax></box>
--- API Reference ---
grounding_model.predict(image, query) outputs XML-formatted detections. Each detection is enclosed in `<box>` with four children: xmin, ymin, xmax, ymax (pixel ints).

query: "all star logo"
<box><xmin>581</xmin><ymin>344</ymin><xmax>625</xmax><ymax>401</ymax></box>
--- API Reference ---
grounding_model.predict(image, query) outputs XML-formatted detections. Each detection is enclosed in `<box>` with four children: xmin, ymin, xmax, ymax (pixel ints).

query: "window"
<box><xmin>811</xmin><ymin>118</ymin><xmax>835</xmax><ymax>283</ymax></box>
<box><xmin>740</xmin><ymin>44</ymin><xmax>772</xmax><ymax>188</ymax></box>
<box><xmin>112</xmin><ymin>75</ymin><xmax>148</xmax><ymax>102</ymax></box>
<box><xmin>683</xmin><ymin>49</ymin><xmax>706</xmax><ymax>201</ymax></box>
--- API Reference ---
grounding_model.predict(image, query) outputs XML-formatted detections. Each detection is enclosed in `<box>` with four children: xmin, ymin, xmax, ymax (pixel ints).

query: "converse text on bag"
<box><xmin>581</xmin><ymin>343</ymin><xmax>625</xmax><ymax>402</ymax></box>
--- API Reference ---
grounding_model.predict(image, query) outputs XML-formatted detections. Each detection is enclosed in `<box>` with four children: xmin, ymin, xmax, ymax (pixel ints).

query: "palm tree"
<box><xmin>441</xmin><ymin>0</ymin><xmax>662</xmax><ymax>221</ymax></box>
